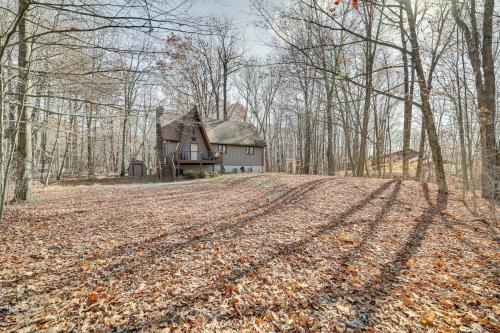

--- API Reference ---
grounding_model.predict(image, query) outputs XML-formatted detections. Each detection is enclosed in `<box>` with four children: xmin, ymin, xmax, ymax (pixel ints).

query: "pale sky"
<box><xmin>191</xmin><ymin>0</ymin><xmax>274</xmax><ymax>56</ymax></box>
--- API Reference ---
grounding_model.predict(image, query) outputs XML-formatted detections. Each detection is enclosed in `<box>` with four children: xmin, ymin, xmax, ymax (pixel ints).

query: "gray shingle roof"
<box><xmin>160</xmin><ymin>108</ymin><xmax>265</xmax><ymax>147</ymax></box>
<box><xmin>203</xmin><ymin>119</ymin><xmax>266</xmax><ymax>147</ymax></box>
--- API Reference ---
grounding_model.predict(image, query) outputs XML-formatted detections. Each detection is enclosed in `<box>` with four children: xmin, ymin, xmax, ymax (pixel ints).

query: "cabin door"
<box><xmin>191</xmin><ymin>143</ymin><xmax>199</xmax><ymax>160</ymax></box>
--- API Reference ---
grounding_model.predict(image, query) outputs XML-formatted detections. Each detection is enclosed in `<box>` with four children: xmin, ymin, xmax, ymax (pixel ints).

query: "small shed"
<box><xmin>127</xmin><ymin>160</ymin><xmax>147</xmax><ymax>177</ymax></box>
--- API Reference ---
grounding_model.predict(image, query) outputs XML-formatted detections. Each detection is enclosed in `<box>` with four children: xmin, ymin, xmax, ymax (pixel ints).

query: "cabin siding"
<box><xmin>211</xmin><ymin>144</ymin><xmax>263</xmax><ymax>167</ymax></box>
<box><xmin>165</xmin><ymin>141</ymin><xmax>178</xmax><ymax>156</ymax></box>
<box><xmin>164</xmin><ymin>125</ymin><xmax>210</xmax><ymax>158</ymax></box>
<box><xmin>160</xmin><ymin>108</ymin><xmax>265</xmax><ymax>176</ymax></box>
<box><xmin>178</xmin><ymin>125</ymin><xmax>210</xmax><ymax>154</ymax></box>
<box><xmin>179</xmin><ymin>164</ymin><xmax>214</xmax><ymax>174</ymax></box>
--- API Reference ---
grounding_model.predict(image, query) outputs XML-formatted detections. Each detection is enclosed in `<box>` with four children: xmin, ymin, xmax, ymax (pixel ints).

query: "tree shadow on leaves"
<box><xmin>344</xmin><ymin>183</ymin><xmax>449</xmax><ymax>329</ymax></box>
<box><xmin>100</xmin><ymin>178</ymin><xmax>334</xmax><ymax>279</ymax></box>
<box><xmin>124</xmin><ymin>180</ymin><xmax>397</xmax><ymax>331</ymax></box>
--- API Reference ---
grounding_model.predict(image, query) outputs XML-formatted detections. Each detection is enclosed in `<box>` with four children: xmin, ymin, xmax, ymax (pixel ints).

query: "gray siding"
<box><xmin>165</xmin><ymin>125</ymin><xmax>210</xmax><ymax>157</ymax></box>
<box><xmin>211</xmin><ymin>144</ymin><xmax>264</xmax><ymax>167</ymax></box>
<box><xmin>165</xmin><ymin>141</ymin><xmax>178</xmax><ymax>156</ymax></box>
<box><xmin>179</xmin><ymin>125</ymin><xmax>210</xmax><ymax>154</ymax></box>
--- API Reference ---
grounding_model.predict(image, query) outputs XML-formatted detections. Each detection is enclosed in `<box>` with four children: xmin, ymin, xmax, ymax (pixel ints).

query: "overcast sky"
<box><xmin>191</xmin><ymin>0</ymin><xmax>274</xmax><ymax>56</ymax></box>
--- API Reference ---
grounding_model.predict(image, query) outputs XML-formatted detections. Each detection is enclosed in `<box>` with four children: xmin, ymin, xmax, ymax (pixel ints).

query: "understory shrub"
<box><xmin>184</xmin><ymin>171</ymin><xmax>196</xmax><ymax>179</ymax></box>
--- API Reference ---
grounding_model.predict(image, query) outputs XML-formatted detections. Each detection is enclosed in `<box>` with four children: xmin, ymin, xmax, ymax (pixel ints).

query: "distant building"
<box><xmin>157</xmin><ymin>106</ymin><xmax>265</xmax><ymax>181</ymax></box>
<box><xmin>370</xmin><ymin>149</ymin><xmax>419</xmax><ymax>166</ymax></box>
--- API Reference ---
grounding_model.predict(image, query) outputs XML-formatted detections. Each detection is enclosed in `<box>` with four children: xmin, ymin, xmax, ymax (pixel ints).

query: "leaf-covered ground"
<box><xmin>1</xmin><ymin>174</ymin><xmax>498</xmax><ymax>332</ymax></box>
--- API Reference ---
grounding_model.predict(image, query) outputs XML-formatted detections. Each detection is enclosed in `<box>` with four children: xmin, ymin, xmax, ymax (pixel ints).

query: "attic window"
<box><xmin>218</xmin><ymin>144</ymin><xmax>227</xmax><ymax>154</ymax></box>
<box><xmin>246</xmin><ymin>146</ymin><xmax>255</xmax><ymax>155</ymax></box>
<box><xmin>191</xmin><ymin>125</ymin><xmax>196</xmax><ymax>140</ymax></box>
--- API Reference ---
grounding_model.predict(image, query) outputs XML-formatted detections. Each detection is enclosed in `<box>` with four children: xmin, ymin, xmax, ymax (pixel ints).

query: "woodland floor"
<box><xmin>0</xmin><ymin>174</ymin><xmax>498</xmax><ymax>332</ymax></box>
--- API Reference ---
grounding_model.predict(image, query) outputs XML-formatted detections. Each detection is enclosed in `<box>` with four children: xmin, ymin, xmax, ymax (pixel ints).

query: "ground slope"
<box><xmin>1</xmin><ymin>174</ymin><xmax>498</xmax><ymax>332</ymax></box>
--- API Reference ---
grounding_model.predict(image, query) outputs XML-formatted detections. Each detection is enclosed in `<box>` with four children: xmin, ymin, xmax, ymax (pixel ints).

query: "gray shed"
<box><xmin>127</xmin><ymin>160</ymin><xmax>147</xmax><ymax>177</ymax></box>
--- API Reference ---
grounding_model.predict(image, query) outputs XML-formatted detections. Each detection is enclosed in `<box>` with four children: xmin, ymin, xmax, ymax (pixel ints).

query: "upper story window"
<box><xmin>246</xmin><ymin>146</ymin><xmax>255</xmax><ymax>155</ymax></box>
<box><xmin>218</xmin><ymin>144</ymin><xmax>227</xmax><ymax>154</ymax></box>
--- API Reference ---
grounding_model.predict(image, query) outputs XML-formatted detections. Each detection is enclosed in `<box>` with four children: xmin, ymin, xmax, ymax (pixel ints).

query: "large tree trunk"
<box><xmin>452</xmin><ymin>0</ymin><xmax>498</xmax><ymax>199</ymax></box>
<box><xmin>0</xmin><ymin>63</ymin><xmax>5</xmax><ymax>218</ymax></box>
<box><xmin>479</xmin><ymin>0</ymin><xmax>498</xmax><ymax>199</ymax></box>
<box><xmin>6</xmin><ymin>53</ymin><xmax>16</xmax><ymax>148</ymax></box>
<box><xmin>454</xmin><ymin>31</ymin><xmax>469</xmax><ymax>196</ymax></box>
<box><xmin>356</xmin><ymin>16</ymin><xmax>375</xmax><ymax>178</ymax></box>
<box><xmin>214</xmin><ymin>87</ymin><xmax>220</xmax><ymax>120</ymax></box>
<box><xmin>415</xmin><ymin>120</ymin><xmax>425</xmax><ymax>180</ymax></box>
<box><xmin>404</xmin><ymin>1</ymin><xmax>447</xmax><ymax>192</ymax></box>
<box><xmin>14</xmin><ymin>0</ymin><xmax>32</xmax><ymax>201</ymax></box>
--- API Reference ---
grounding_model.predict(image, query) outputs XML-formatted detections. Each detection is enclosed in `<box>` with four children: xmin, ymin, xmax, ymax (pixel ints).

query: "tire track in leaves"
<box><xmin>97</xmin><ymin>177</ymin><xmax>334</xmax><ymax>281</ymax></box>
<box><xmin>0</xmin><ymin>176</ymin><xmax>329</xmax><ymax>313</ymax></box>
<box><xmin>22</xmin><ymin>175</ymin><xmax>268</xmax><ymax>220</ymax></box>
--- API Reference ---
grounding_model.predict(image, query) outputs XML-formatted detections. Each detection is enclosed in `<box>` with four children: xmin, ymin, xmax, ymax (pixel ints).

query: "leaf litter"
<box><xmin>0</xmin><ymin>174</ymin><xmax>498</xmax><ymax>332</ymax></box>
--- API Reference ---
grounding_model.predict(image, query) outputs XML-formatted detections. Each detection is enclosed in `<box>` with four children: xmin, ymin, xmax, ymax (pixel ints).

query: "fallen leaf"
<box><xmin>86</xmin><ymin>292</ymin><xmax>98</xmax><ymax>305</ymax></box>
<box><xmin>421</xmin><ymin>311</ymin><xmax>435</xmax><ymax>326</ymax></box>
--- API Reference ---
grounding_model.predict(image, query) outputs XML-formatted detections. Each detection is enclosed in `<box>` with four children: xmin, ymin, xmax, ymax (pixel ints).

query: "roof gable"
<box><xmin>160</xmin><ymin>106</ymin><xmax>212</xmax><ymax>148</ymax></box>
<box><xmin>160</xmin><ymin>106</ymin><xmax>266</xmax><ymax>147</ymax></box>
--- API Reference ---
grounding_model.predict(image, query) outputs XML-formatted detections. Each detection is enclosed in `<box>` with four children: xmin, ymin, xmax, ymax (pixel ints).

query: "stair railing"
<box><xmin>169</xmin><ymin>152</ymin><xmax>176</xmax><ymax>179</ymax></box>
<box><xmin>156</xmin><ymin>150</ymin><xmax>163</xmax><ymax>181</ymax></box>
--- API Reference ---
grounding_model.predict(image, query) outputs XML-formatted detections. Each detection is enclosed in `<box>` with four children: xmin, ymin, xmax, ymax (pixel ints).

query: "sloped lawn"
<box><xmin>1</xmin><ymin>174</ymin><xmax>498</xmax><ymax>332</ymax></box>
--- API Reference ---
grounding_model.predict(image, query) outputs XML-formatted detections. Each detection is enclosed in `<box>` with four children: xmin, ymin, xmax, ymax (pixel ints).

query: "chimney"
<box><xmin>155</xmin><ymin>106</ymin><xmax>164</xmax><ymax>161</ymax></box>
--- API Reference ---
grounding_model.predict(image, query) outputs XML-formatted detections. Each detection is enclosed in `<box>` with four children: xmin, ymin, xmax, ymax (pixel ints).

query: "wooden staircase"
<box><xmin>157</xmin><ymin>152</ymin><xmax>175</xmax><ymax>182</ymax></box>
<box><xmin>160</xmin><ymin>162</ymin><xmax>174</xmax><ymax>182</ymax></box>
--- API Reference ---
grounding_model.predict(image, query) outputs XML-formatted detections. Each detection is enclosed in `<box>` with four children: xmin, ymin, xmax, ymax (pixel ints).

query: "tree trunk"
<box><xmin>0</xmin><ymin>63</ymin><xmax>5</xmax><ymax>219</ymax></box>
<box><xmin>400</xmin><ymin>7</ymin><xmax>413</xmax><ymax>179</ymax></box>
<box><xmin>452</xmin><ymin>0</ymin><xmax>498</xmax><ymax>199</ymax></box>
<box><xmin>454</xmin><ymin>31</ymin><xmax>469</xmax><ymax>196</ymax></box>
<box><xmin>356</xmin><ymin>23</ymin><xmax>374</xmax><ymax>178</ymax></box>
<box><xmin>44</xmin><ymin>114</ymin><xmax>62</xmax><ymax>186</ymax></box>
<box><xmin>405</xmin><ymin>1</ymin><xmax>447</xmax><ymax>192</ymax></box>
<box><xmin>120</xmin><ymin>108</ymin><xmax>130</xmax><ymax>176</ymax></box>
<box><xmin>326</xmin><ymin>87</ymin><xmax>335</xmax><ymax>175</ymax></box>
<box><xmin>223</xmin><ymin>63</ymin><xmax>228</xmax><ymax>120</ymax></box>
<box><xmin>14</xmin><ymin>0</ymin><xmax>32</xmax><ymax>201</ymax></box>
<box><xmin>416</xmin><ymin>120</ymin><xmax>425</xmax><ymax>180</ymax></box>
<box><xmin>86</xmin><ymin>104</ymin><xmax>94</xmax><ymax>176</ymax></box>
<box><xmin>303</xmin><ymin>91</ymin><xmax>311</xmax><ymax>175</ymax></box>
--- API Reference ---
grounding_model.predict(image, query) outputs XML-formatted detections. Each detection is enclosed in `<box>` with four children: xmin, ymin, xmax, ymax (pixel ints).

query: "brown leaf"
<box><xmin>86</xmin><ymin>291</ymin><xmax>99</xmax><ymax>305</ymax></box>
<box><xmin>338</xmin><ymin>233</ymin><xmax>355</xmax><ymax>244</ymax></box>
<box><xmin>346</xmin><ymin>266</ymin><xmax>358</xmax><ymax>275</ymax></box>
<box><xmin>420</xmin><ymin>311</ymin><xmax>435</xmax><ymax>326</ymax></box>
<box><xmin>227</xmin><ymin>283</ymin><xmax>238</xmax><ymax>293</ymax></box>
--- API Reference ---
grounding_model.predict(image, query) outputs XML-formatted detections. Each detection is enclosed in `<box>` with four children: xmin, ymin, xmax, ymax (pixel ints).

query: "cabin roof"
<box><xmin>160</xmin><ymin>108</ymin><xmax>265</xmax><ymax>147</ymax></box>
<box><xmin>204</xmin><ymin>119</ymin><xmax>266</xmax><ymax>147</ymax></box>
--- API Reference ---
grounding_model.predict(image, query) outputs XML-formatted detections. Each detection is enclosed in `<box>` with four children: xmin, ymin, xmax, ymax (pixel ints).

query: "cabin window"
<box><xmin>190</xmin><ymin>143</ymin><xmax>199</xmax><ymax>160</ymax></box>
<box><xmin>246</xmin><ymin>146</ymin><xmax>255</xmax><ymax>155</ymax></box>
<box><xmin>218</xmin><ymin>144</ymin><xmax>227</xmax><ymax>154</ymax></box>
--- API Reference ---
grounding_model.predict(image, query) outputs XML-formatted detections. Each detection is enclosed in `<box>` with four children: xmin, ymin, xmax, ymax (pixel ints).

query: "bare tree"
<box><xmin>452</xmin><ymin>0</ymin><xmax>498</xmax><ymax>199</ymax></box>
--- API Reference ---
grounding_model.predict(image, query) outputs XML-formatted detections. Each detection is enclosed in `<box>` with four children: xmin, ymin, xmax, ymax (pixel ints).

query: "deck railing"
<box><xmin>177</xmin><ymin>151</ymin><xmax>220</xmax><ymax>162</ymax></box>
